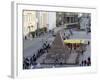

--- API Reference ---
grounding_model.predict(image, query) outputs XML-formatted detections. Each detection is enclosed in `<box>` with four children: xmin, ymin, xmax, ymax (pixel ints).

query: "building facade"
<box><xmin>56</xmin><ymin>12</ymin><xmax>79</xmax><ymax>29</ymax></box>
<box><xmin>23</xmin><ymin>10</ymin><xmax>56</xmax><ymax>39</ymax></box>
<box><xmin>79</xmin><ymin>13</ymin><xmax>91</xmax><ymax>30</ymax></box>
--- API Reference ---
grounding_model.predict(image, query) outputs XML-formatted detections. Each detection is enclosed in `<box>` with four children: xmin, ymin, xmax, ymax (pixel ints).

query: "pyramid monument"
<box><xmin>44</xmin><ymin>32</ymin><xmax>67</xmax><ymax>64</ymax></box>
<box><xmin>44</xmin><ymin>31</ymin><xmax>80</xmax><ymax>65</ymax></box>
<box><xmin>49</xmin><ymin>32</ymin><xmax>65</xmax><ymax>52</ymax></box>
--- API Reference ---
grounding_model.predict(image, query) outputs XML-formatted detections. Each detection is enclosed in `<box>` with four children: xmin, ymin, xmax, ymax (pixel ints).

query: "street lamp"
<box><xmin>28</xmin><ymin>26</ymin><xmax>31</xmax><ymax>33</ymax></box>
<box><xmin>31</xmin><ymin>25</ymin><xmax>34</xmax><ymax>28</ymax></box>
<box><xmin>28</xmin><ymin>25</ymin><xmax>31</xmax><ymax>38</ymax></box>
<box><xmin>36</xmin><ymin>18</ymin><xmax>39</xmax><ymax>37</ymax></box>
<box><xmin>31</xmin><ymin>25</ymin><xmax>34</xmax><ymax>31</ymax></box>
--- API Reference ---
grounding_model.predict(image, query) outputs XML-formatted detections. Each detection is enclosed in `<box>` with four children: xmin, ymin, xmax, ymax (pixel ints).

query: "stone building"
<box><xmin>23</xmin><ymin>10</ymin><xmax>56</xmax><ymax>39</ymax></box>
<box><xmin>56</xmin><ymin>12</ymin><xmax>79</xmax><ymax>29</ymax></box>
<box><xmin>79</xmin><ymin>13</ymin><xmax>91</xmax><ymax>30</ymax></box>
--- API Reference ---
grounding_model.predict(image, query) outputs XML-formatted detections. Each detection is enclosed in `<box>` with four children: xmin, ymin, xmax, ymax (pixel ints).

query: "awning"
<box><xmin>64</xmin><ymin>39</ymin><xmax>85</xmax><ymax>44</ymax></box>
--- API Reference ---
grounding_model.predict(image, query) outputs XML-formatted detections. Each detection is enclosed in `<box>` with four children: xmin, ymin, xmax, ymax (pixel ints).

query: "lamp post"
<box><xmin>28</xmin><ymin>25</ymin><xmax>33</xmax><ymax>37</ymax></box>
<box><xmin>31</xmin><ymin>25</ymin><xmax>34</xmax><ymax>28</ymax></box>
<box><xmin>28</xmin><ymin>26</ymin><xmax>31</xmax><ymax>36</ymax></box>
<box><xmin>36</xmin><ymin>18</ymin><xmax>38</xmax><ymax>37</ymax></box>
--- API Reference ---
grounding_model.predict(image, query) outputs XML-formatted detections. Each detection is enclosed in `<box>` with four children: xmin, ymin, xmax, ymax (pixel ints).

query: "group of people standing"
<box><xmin>23</xmin><ymin>41</ymin><xmax>50</xmax><ymax>69</ymax></box>
<box><xmin>80</xmin><ymin>57</ymin><xmax>91</xmax><ymax>66</ymax></box>
<box><xmin>63</xmin><ymin>29</ymin><xmax>73</xmax><ymax>40</ymax></box>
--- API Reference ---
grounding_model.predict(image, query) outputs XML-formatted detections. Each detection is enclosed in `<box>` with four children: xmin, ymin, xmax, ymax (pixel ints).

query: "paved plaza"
<box><xmin>23</xmin><ymin>11</ymin><xmax>91</xmax><ymax>69</ymax></box>
<box><xmin>23</xmin><ymin>28</ymin><xmax>90</xmax><ymax>58</ymax></box>
<box><xmin>23</xmin><ymin>28</ymin><xmax>91</xmax><ymax>69</ymax></box>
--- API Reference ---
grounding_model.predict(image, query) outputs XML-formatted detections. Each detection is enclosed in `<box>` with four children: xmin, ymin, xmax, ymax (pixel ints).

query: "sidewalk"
<box><xmin>70</xmin><ymin>30</ymin><xmax>91</xmax><ymax>39</ymax></box>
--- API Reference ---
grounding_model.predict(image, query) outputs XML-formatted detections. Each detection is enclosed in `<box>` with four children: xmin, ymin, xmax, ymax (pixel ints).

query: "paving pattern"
<box><xmin>23</xmin><ymin>27</ymin><xmax>91</xmax><ymax>68</ymax></box>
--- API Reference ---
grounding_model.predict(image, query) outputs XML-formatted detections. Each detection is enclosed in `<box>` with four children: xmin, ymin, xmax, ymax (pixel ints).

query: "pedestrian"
<box><xmin>88</xmin><ymin>41</ymin><xmax>90</xmax><ymax>45</ymax></box>
<box><xmin>81</xmin><ymin>60</ymin><xmax>84</xmax><ymax>66</ymax></box>
<box><xmin>25</xmin><ymin>36</ymin><xmax>27</xmax><ymax>40</ymax></box>
<box><xmin>87</xmin><ymin>57</ymin><xmax>91</xmax><ymax>66</ymax></box>
<box><xmin>81</xmin><ymin>50</ymin><xmax>84</xmax><ymax>55</ymax></box>
<box><xmin>69</xmin><ymin>29</ymin><xmax>73</xmax><ymax>35</ymax></box>
<box><xmin>83</xmin><ymin>60</ymin><xmax>87</xmax><ymax>66</ymax></box>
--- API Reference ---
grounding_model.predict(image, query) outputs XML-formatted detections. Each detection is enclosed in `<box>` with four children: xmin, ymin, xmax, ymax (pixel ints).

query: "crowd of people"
<box><xmin>63</xmin><ymin>29</ymin><xmax>73</xmax><ymax>40</ymax></box>
<box><xmin>80</xmin><ymin>57</ymin><xmax>91</xmax><ymax>66</ymax></box>
<box><xmin>65</xmin><ymin>42</ymin><xmax>90</xmax><ymax>65</ymax></box>
<box><xmin>23</xmin><ymin>41</ymin><xmax>50</xmax><ymax>69</ymax></box>
<box><xmin>23</xmin><ymin>28</ymin><xmax>91</xmax><ymax>69</ymax></box>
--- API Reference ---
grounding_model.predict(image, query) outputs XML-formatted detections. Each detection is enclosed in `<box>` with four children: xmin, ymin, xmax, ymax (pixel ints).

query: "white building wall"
<box><xmin>23</xmin><ymin>11</ymin><xmax>56</xmax><ymax>37</ymax></box>
<box><xmin>80</xmin><ymin>14</ymin><xmax>90</xmax><ymax>30</ymax></box>
<box><xmin>48</xmin><ymin>12</ymin><xmax>56</xmax><ymax>30</ymax></box>
<box><xmin>38</xmin><ymin>12</ymin><xmax>48</xmax><ymax>29</ymax></box>
<box><xmin>23</xmin><ymin>11</ymin><xmax>37</xmax><ymax>36</ymax></box>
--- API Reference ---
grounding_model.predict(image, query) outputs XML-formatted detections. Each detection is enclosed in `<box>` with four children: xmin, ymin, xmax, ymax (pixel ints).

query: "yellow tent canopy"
<box><xmin>64</xmin><ymin>39</ymin><xmax>85</xmax><ymax>44</ymax></box>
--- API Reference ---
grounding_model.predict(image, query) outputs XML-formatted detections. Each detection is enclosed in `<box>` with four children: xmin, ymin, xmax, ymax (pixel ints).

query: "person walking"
<box><xmin>87</xmin><ymin>57</ymin><xmax>91</xmax><ymax>66</ymax></box>
<box><xmin>69</xmin><ymin>29</ymin><xmax>73</xmax><ymax>35</ymax></box>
